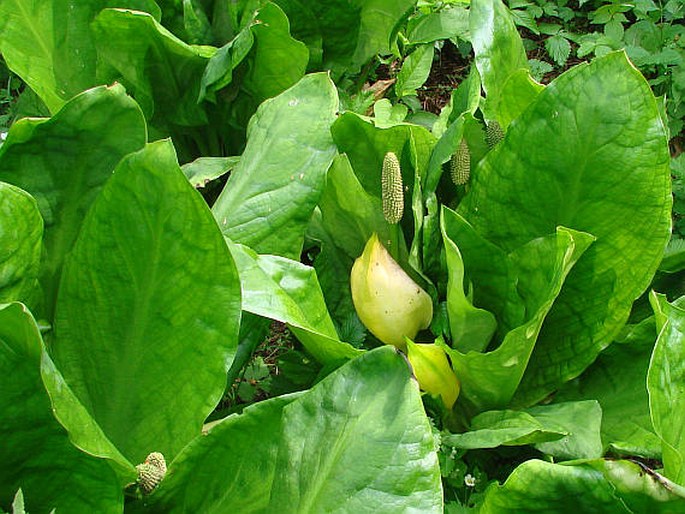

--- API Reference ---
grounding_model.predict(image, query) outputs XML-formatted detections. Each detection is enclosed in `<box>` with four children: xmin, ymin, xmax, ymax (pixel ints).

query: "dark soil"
<box><xmin>418</xmin><ymin>42</ymin><xmax>471</xmax><ymax>114</ymax></box>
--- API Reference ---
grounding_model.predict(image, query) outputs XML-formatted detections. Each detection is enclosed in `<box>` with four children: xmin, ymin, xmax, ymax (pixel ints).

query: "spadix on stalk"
<box><xmin>350</xmin><ymin>234</ymin><xmax>433</xmax><ymax>350</ymax></box>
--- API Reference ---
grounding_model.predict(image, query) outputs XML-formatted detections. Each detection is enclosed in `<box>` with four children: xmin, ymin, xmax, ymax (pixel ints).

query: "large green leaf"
<box><xmin>268</xmin><ymin>347</ymin><xmax>441</xmax><ymax>512</ymax></box>
<box><xmin>525</xmin><ymin>401</ymin><xmax>603</xmax><ymax>460</ymax></box>
<box><xmin>212</xmin><ymin>73</ymin><xmax>339</xmax><ymax>260</ymax></box>
<box><xmin>40</xmin><ymin>348</ymin><xmax>136</xmax><ymax>484</ymax></box>
<box><xmin>241</xmin><ymin>2</ymin><xmax>309</xmax><ymax>104</ymax></box>
<box><xmin>442</xmin><ymin>410</ymin><xmax>568</xmax><ymax>450</ymax></box>
<box><xmin>53</xmin><ymin>140</ymin><xmax>241</xmax><ymax>464</ymax></box>
<box><xmin>198</xmin><ymin>18</ymin><xmax>255</xmax><ymax>102</ymax></box>
<box><xmin>0</xmin><ymin>303</ymin><xmax>122</xmax><ymax>514</ymax></box>
<box><xmin>0</xmin><ymin>183</ymin><xmax>42</xmax><ymax>307</ymax></box>
<box><xmin>0</xmin><ymin>84</ymin><xmax>147</xmax><ymax>321</ymax></box>
<box><xmin>203</xmin><ymin>2</ymin><xmax>309</xmax><ymax>130</ymax></box>
<box><xmin>274</xmin><ymin>0</ymin><xmax>416</xmax><ymax>74</ymax></box>
<box><xmin>138</xmin><ymin>394</ymin><xmax>299</xmax><ymax>513</ymax></box>
<box><xmin>648</xmin><ymin>295</ymin><xmax>685</xmax><ymax>484</ymax></box>
<box><xmin>227</xmin><ymin>239</ymin><xmax>362</xmax><ymax>365</ymax></box>
<box><xmin>457</xmin><ymin>52</ymin><xmax>671</xmax><ymax>406</ymax></box>
<box><xmin>443</xmin><ymin>401</ymin><xmax>602</xmax><ymax>459</ymax></box>
<box><xmin>442</xmin><ymin>208</ymin><xmax>594</xmax><ymax>413</ymax></box>
<box><xmin>92</xmin><ymin>8</ymin><xmax>214</xmax><ymax>131</ymax></box>
<box><xmin>555</xmin><ymin>317</ymin><xmax>662</xmax><ymax>459</ymax></box>
<box><xmin>395</xmin><ymin>44</ymin><xmax>434</xmax><ymax>98</ymax></box>
<box><xmin>0</xmin><ymin>0</ymin><xmax>160</xmax><ymax>113</ymax></box>
<box><xmin>143</xmin><ymin>347</ymin><xmax>442</xmax><ymax>513</ymax></box>
<box><xmin>480</xmin><ymin>459</ymin><xmax>685</xmax><ymax>513</ymax></box>
<box><xmin>441</xmin><ymin>209</ymin><xmax>496</xmax><ymax>353</ymax></box>
<box><xmin>469</xmin><ymin>0</ymin><xmax>529</xmax><ymax>126</ymax></box>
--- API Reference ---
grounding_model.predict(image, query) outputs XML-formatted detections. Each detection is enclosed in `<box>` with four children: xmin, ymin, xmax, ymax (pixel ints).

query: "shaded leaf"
<box><xmin>0</xmin><ymin>303</ymin><xmax>122</xmax><ymax>514</ymax></box>
<box><xmin>396</xmin><ymin>44</ymin><xmax>435</xmax><ymax>98</ymax></box>
<box><xmin>555</xmin><ymin>316</ymin><xmax>662</xmax><ymax>459</ymax></box>
<box><xmin>0</xmin><ymin>0</ymin><xmax>160</xmax><ymax>113</ymax></box>
<box><xmin>406</xmin><ymin>6</ymin><xmax>470</xmax><ymax>44</ymax></box>
<box><xmin>92</xmin><ymin>8</ymin><xmax>213</xmax><ymax>130</ymax></box>
<box><xmin>442</xmin><ymin>208</ymin><xmax>594</xmax><ymax>413</ymax></box>
<box><xmin>0</xmin><ymin>183</ymin><xmax>42</xmax><ymax>307</ymax></box>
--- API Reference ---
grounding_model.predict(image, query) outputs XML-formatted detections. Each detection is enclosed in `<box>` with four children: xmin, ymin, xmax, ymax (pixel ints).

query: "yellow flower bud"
<box><xmin>350</xmin><ymin>234</ymin><xmax>433</xmax><ymax>350</ymax></box>
<box><xmin>406</xmin><ymin>340</ymin><xmax>460</xmax><ymax>409</ymax></box>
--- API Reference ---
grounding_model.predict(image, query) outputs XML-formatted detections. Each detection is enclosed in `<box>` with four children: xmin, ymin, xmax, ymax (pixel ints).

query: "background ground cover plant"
<box><xmin>1</xmin><ymin>0</ymin><xmax>685</xmax><ymax>512</ymax></box>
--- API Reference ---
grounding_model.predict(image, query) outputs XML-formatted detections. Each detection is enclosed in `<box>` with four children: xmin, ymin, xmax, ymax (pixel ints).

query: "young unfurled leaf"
<box><xmin>350</xmin><ymin>234</ymin><xmax>433</xmax><ymax>350</ymax></box>
<box><xmin>406</xmin><ymin>340</ymin><xmax>460</xmax><ymax>409</ymax></box>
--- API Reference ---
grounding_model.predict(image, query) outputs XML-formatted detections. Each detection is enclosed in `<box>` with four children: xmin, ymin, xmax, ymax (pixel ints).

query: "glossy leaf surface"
<box><xmin>144</xmin><ymin>347</ymin><xmax>442</xmax><ymax>513</ymax></box>
<box><xmin>442</xmin><ymin>208</ymin><xmax>594</xmax><ymax>413</ymax></box>
<box><xmin>213</xmin><ymin>73</ymin><xmax>338</xmax><ymax>260</ymax></box>
<box><xmin>227</xmin><ymin>240</ymin><xmax>361</xmax><ymax>365</ymax></box>
<box><xmin>0</xmin><ymin>0</ymin><xmax>159</xmax><ymax>113</ymax></box>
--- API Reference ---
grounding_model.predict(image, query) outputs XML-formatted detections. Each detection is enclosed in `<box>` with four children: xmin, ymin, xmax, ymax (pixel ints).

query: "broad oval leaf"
<box><xmin>212</xmin><ymin>73</ymin><xmax>339</xmax><ymax>260</ymax></box>
<box><xmin>92</xmin><ymin>8</ymin><xmax>213</xmax><ymax>129</ymax></box>
<box><xmin>53</xmin><ymin>140</ymin><xmax>241</xmax><ymax>464</ymax></box>
<box><xmin>0</xmin><ymin>303</ymin><xmax>122</xmax><ymax>514</ymax></box>
<box><xmin>140</xmin><ymin>394</ymin><xmax>299</xmax><ymax>513</ymax></box>
<box><xmin>0</xmin><ymin>0</ymin><xmax>160</xmax><ymax>113</ymax></box>
<box><xmin>0</xmin><ymin>84</ymin><xmax>147</xmax><ymax>321</ymax></box>
<box><xmin>555</xmin><ymin>316</ymin><xmax>662</xmax><ymax>459</ymax></box>
<box><xmin>142</xmin><ymin>347</ymin><xmax>442</xmax><ymax>513</ymax></box>
<box><xmin>458</xmin><ymin>52</ymin><xmax>671</xmax><ymax>405</ymax></box>
<box><xmin>470</xmin><ymin>0</ymin><xmax>529</xmax><ymax>125</ymax></box>
<box><xmin>274</xmin><ymin>0</ymin><xmax>416</xmax><ymax>74</ymax></box>
<box><xmin>395</xmin><ymin>44</ymin><xmax>435</xmax><ymax>98</ymax></box>
<box><xmin>269</xmin><ymin>347</ymin><xmax>442</xmax><ymax>513</ymax></box>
